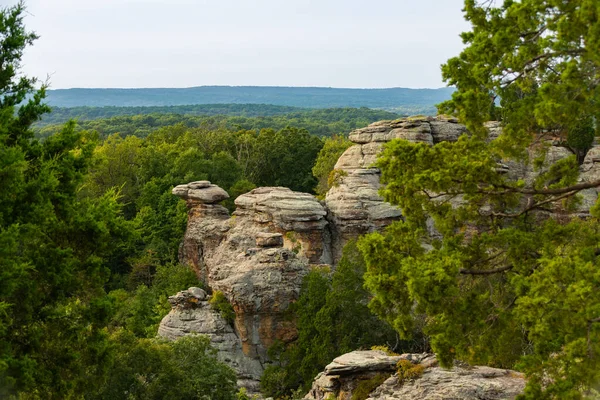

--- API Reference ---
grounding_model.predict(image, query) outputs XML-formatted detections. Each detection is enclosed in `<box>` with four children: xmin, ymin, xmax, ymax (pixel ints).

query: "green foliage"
<box><xmin>327</xmin><ymin>169</ymin><xmax>348</xmax><ymax>190</ymax></box>
<box><xmin>0</xmin><ymin>4</ymin><xmax>136</xmax><ymax>397</ymax></box>
<box><xmin>110</xmin><ymin>263</ymin><xmax>199</xmax><ymax>337</ymax></box>
<box><xmin>567</xmin><ymin>116</ymin><xmax>596</xmax><ymax>164</ymax></box>
<box><xmin>236</xmin><ymin>387</ymin><xmax>260</xmax><ymax>400</ymax></box>
<box><xmin>396</xmin><ymin>360</ymin><xmax>425</xmax><ymax>383</ymax></box>
<box><xmin>312</xmin><ymin>135</ymin><xmax>353</xmax><ymax>196</ymax></box>
<box><xmin>223</xmin><ymin>179</ymin><xmax>256</xmax><ymax>211</ymax></box>
<box><xmin>251</xmin><ymin>126</ymin><xmax>324</xmax><ymax>193</ymax></box>
<box><xmin>359</xmin><ymin>2</ymin><xmax>600</xmax><ymax>397</ymax></box>
<box><xmin>36</xmin><ymin>106</ymin><xmax>402</xmax><ymax>139</ymax></box>
<box><xmin>209</xmin><ymin>290</ymin><xmax>236</xmax><ymax>325</ymax></box>
<box><xmin>350</xmin><ymin>374</ymin><xmax>390</xmax><ymax>400</ymax></box>
<box><xmin>261</xmin><ymin>242</ymin><xmax>398</xmax><ymax>397</ymax></box>
<box><xmin>92</xmin><ymin>332</ymin><xmax>237</xmax><ymax>400</ymax></box>
<box><xmin>437</xmin><ymin>0</ymin><xmax>600</xmax><ymax>161</ymax></box>
<box><xmin>260</xmin><ymin>364</ymin><xmax>290</xmax><ymax>399</ymax></box>
<box><xmin>371</xmin><ymin>345</ymin><xmax>399</xmax><ymax>356</ymax></box>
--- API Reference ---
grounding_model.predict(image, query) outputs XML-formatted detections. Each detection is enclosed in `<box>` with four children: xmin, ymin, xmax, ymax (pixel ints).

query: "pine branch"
<box><xmin>459</xmin><ymin>264</ymin><xmax>514</xmax><ymax>275</ymax></box>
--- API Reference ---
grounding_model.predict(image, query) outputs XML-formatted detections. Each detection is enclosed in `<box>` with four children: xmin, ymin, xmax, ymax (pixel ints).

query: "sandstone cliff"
<box><xmin>160</xmin><ymin>116</ymin><xmax>600</xmax><ymax>396</ymax></box>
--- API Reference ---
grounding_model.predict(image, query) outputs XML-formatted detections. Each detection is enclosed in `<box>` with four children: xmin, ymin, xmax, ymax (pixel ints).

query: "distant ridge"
<box><xmin>45</xmin><ymin>86</ymin><xmax>454</xmax><ymax>113</ymax></box>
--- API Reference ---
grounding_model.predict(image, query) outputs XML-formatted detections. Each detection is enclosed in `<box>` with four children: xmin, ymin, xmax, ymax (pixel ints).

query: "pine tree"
<box><xmin>359</xmin><ymin>1</ymin><xmax>600</xmax><ymax>398</ymax></box>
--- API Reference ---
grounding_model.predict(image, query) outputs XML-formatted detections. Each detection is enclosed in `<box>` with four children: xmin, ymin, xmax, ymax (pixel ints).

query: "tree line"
<box><xmin>35</xmin><ymin>107</ymin><xmax>401</xmax><ymax>139</ymax></box>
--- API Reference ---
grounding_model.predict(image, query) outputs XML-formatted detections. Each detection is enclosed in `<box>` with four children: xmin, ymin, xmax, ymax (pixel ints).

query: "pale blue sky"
<box><xmin>15</xmin><ymin>0</ymin><xmax>470</xmax><ymax>89</ymax></box>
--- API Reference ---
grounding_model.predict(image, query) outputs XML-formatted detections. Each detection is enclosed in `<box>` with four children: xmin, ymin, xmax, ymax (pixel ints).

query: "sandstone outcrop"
<box><xmin>234</xmin><ymin>187</ymin><xmax>331</xmax><ymax>264</ymax></box>
<box><xmin>164</xmin><ymin>116</ymin><xmax>600</xmax><ymax>395</ymax></box>
<box><xmin>172</xmin><ymin>185</ymin><xmax>329</xmax><ymax>365</ymax></box>
<box><xmin>305</xmin><ymin>350</ymin><xmax>526</xmax><ymax>400</ymax></box>
<box><xmin>158</xmin><ymin>288</ymin><xmax>263</xmax><ymax>393</ymax></box>
<box><xmin>578</xmin><ymin>145</ymin><xmax>600</xmax><ymax>213</ymax></box>
<box><xmin>326</xmin><ymin>117</ymin><xmax>600</xmax><ymax>259</ymax></box>
<box><xmin>325</xmin><ymin>116</ymin><xmax>466</xmax><ymax>261</ymax></box>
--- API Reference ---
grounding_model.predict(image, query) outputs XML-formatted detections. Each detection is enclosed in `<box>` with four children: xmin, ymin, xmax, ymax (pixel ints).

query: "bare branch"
<box><xmin>491</xmin><ymin>190</ymin><xmax>578</xmax><ymax>218</ymax></box>
<box><xmin>497</xmin><ymin>179</ymin><xmax>600</xmax><ymax>195</ymax></box>
<box><xmin>460</xmin><ymin>264</ymin><xmax>514</xmax><ymax>275</ymax></box>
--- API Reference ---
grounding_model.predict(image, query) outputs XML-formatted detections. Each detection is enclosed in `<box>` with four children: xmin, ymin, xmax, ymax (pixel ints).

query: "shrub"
<box><xmin>350</xmin><ymin>373</ymin><xmax>390</xmax><ymax>400</ymax></box>
<box><xmin>327</xmin><ymin>168</ymin><xmax>348</xmax><ymax>188</ymax></box>
<box><xmin>209</xmin><ymin>290</ymin><xmax>236</xmax><ymax>325</ymax></box>
<box><xmin>93</xmin><ymin>331</ymin><xmax>237</xmax><ymax>399</ymax></box>
<box><xmin>370</xmin><ymin>345</ymin><xmax>399</xmax><ymax>356</ymax></box>
<box><xmin>396</xmin><ymin>359</ymin><xmax>425</xmax><ymax>383</ymax></box>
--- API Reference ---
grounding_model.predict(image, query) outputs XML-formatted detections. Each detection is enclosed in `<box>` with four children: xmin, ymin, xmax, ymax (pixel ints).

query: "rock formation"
<box><xmin>162</xmin><ymin>116</ymin><xmax>600</xmax><ymax>396</ymax></box>
<box><xmin>325</xmin><ymin>116</ymin><xmax>471</xmax><ymax>260</ymax></box>
<box><xmin>168</xmin><ymin>184</ymin><xmax>330</xmax><ymax>367</ymax></box>
<box><xmin>305</xmin><ymin>350</ymin><xmax>526</xmax><ymax>400</ymax></box>
<box><xmin>158</xmin><ymin>287</ymin><xmax>263</xmax><ymax>393</ymax></box>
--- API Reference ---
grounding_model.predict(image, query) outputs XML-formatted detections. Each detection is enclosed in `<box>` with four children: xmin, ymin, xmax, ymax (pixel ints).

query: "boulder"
<box><xmin>304</xmin><ymin>350</ymin><xmax>525</xmax><ymax>400</ymax></box>
<box><xmin>172</xmin><ymin>181</ymin><xmax>230</xmax><ymax>204</ymax></box>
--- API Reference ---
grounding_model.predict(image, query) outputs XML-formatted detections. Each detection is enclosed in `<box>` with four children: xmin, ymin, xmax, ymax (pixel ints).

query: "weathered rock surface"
<box><xmin>326</xmin><ymin>116</ymin><xmax>467</xmax><ymax>261</ymax></box>
<box><xmin>305</xmin><ymin>350</ymin><xmax>526</xmax><ymax>400</ymax></box>
<box><xmin>172</xmin><ymin>185</ymin><xmax>328</xmax><ymax>364</ymax></box>
<box><xmin>208</xmin><ymin>246</ymin><xmax>309</xmax><ymax>360</ymax></box>
<box><xmin>256</xmin><ymin>232</ymin><xmax>284</xmax><ymax>247</ymax></box>
<box><xmin>234</xmin><ymin>187</ymin><xmax>331</xmax><ymax>264</ymax></box>
<box><xmin>578</xmin><ymin>145</ymin><xmax>600</xmax><ymax>214</ymax></box>
<box><xmin>166</xmin><ymin>116</ymin><xmax>600</xmax><ymax>395</ymax></box>
<box><xmin>158</xmin><ymin>288</ymin><xmax>263</xmax><ymax>394</ymax></box>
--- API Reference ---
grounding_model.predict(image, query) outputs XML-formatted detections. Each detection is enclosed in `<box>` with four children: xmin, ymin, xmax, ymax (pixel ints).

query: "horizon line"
<box><xmin>48</xmin><ymin>85</ymin><xmax>453</xmax><ymax>91</ymax></box>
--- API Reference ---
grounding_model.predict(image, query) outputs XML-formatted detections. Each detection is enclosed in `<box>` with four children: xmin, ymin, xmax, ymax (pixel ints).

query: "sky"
<box><xmin>14</xmin><ymin>0</ymin><xmax>470</xmax><ymax>89</ymax></box>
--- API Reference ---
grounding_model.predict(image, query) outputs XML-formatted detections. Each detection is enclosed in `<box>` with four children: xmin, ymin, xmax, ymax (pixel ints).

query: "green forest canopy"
<box><xmin>35</xmin><ymin>106</ymin><xmax>401</xmax><ymax>139</ymax></box>
<box><xmin>0</xmin><ymin>3</ymin><xmax>350</xmax><ymax>398</ymax></box>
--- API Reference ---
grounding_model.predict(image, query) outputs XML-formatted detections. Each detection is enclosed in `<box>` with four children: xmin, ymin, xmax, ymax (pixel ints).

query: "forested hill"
<box><xmin>45</xmin><ymin>86</ymin><xmax>454</xmax><ymax>113</ymax></box>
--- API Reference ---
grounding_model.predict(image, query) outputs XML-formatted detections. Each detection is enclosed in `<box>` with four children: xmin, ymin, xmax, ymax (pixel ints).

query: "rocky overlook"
<box><xmin>159</xmin><ymin>116</ymin><xmax>600</xmax><ymax>396</ymax></box>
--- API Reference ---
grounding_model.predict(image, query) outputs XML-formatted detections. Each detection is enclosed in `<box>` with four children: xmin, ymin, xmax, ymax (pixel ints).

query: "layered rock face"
<box><xmin>171</xmin><ymin>184</ymin><xmax>329</xmax><ymax>365</ymax></box>
<box><xmin>305</xmin><ymin>350</ymin><xmax>526</xmax><ymax>400</ymax></box>
<box><xmin>174</xmin><ymin>181</ymin><xmax>231</xmax><ymax>281</ymax></box>
<box><xmin>233</xmin><ymin>187</ymin><xmax>331</xmax><ymax>264</ymax></box>
<box><xmin>165</xmin><ymin>117</ymin><xmax>600</xmax><ymax>396</ymax></box>
<box><xmin>158</xmin><ymin>288</ymin><xmax>263</xmax><ymax>393</ymax></box>
<box><xmin>325</xmin><ymin>116</ymin><xmax>465</xmax><ymax>261</ymax></box>
<box><xmin>326</xmin><ymin>117</ymin><xmax>600</xmax><ymax>259</ymax></box>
